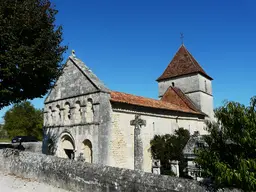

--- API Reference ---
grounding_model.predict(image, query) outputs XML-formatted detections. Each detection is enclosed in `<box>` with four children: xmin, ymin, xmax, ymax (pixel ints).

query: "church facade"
<box><xmin>42</xmin><ymin>45</ymin><xmax>214</xmax><ymax>173</ymax></box>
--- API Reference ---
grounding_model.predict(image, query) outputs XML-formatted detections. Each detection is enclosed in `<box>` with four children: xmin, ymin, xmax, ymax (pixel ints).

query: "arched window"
<box><xmin>64</xmin><ymin>102</ymin><xmax>71</xmax><ymax>124</ymax></box>
<box><xmin>81</xmin><ymin>139</ymin><xmax>92</xmax><ymax>163</ymax></box>
<box><xmin>73</xmin><ymin>101</ymin><xmax>81</xmax><ymax>123</ymax></box>
<box><xmin>204</xmin><ymin>80</ymin><xmax>207</xmax><ymax>92</ymax></box>
<box><xmin>55</xmin><ymin>105</ymin><xmax>61</xmax><ymax>123</ymax></box>
<box><xmin>48</xmin><ymin>106</ymin><xmax>52</xmax><ymax>125</ymax></box>
<box><xmin>86</xmin><ymin>98</ymin><xmax>94</xmax><ymax>123</ymax></box>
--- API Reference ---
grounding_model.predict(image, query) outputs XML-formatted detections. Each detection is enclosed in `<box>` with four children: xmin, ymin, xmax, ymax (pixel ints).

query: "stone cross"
<box><xmin>180</xmin><ymin>32</ymin><xmax>184</xmax><ymax>45</ymax></box>
<box><xmin>130</xmin><ymin>114</ymin><xmax>146</xmax><ymax>171</ymax></box>
<box><xmin>71</xmin><ymin>50</ymin><xmax>76</xmax><ymax>57</ymax></box>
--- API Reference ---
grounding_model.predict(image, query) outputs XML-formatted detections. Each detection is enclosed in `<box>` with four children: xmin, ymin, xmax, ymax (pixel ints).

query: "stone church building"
<box><xmin>42</xmin><ymin>44</ymin><xmax>214</xmax><ymax>173</ymax></box>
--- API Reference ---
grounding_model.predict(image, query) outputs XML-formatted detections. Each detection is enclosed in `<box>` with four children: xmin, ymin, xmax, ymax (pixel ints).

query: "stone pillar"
<box><xmin>134</xmin><ymin>125</ymin><xmax>143</xmax><ymax>170</ymax></box>
<box><xmin>170</xmin><ymin>160</ymin><xmax>180</xmax><ymax>177</ymax></box>
<box><xmin>130</xmin><ymin>114</ymin><xmax>146</xmax><ymax>171</ymax></box>
<box><xmin>152</xmin><ymin>159</ymin><xmax>161</xmax><ymax>174</ymax></box>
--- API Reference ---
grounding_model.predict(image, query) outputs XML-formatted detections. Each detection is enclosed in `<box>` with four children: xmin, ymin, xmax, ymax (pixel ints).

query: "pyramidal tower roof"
<box><xmin>157</xmin><ymin>44</ymin><xmax>213</xmax><ymax>81</ymax></box>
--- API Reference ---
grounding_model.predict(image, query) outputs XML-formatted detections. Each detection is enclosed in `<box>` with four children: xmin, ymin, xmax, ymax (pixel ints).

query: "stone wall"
<box><xmin>157</xmin><ymin>73</ymin><xmax>214</xmax><ymax>120</ymax></box>
<box><xmin>43</xmin><ymin>56</ymin><xmax>112</xmax><ymax>166</ymax></box>
<box><xmin>109</xmin><ymin>110</ymin><xmax>207</xmax><ymax>173</ymax></box>
<box><xmin>158</xmin><ymin>74</ymin><xmax>200</xmax><ymax>97</ymax></box>
<box><xmin>0</xmin><ymin>148</ymin><xmax>207</xmax><ymax>192</ymax></box>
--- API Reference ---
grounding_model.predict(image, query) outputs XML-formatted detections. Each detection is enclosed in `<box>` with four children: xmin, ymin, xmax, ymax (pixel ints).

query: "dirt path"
<box><xmin>0</xmin><ymin>172</ymin><xmax>71</xmax><ymax>192</ymax></box>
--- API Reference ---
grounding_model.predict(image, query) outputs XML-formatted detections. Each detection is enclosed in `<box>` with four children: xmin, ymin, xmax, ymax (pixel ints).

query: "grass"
<box><xmin>0</xmin><ymin>138</ymin><xmax>11</xmax><ymax>143</ymax></box>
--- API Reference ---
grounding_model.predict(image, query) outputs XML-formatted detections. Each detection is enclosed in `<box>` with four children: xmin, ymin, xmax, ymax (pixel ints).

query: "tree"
<box><xmin>0</xmin><ymin>123</ymin><xmax>8</xmax><ymax>139</ymax></box>
<box><xmin>42</xmin><ymin>131</ymin><xmax>58</xmax><ymax>155</ymax></box>
<box><xmin>3</xmin><ymin>101</ymin><xmax>43</xmax><ymax>140</ymax></box>
<box><xmin>150</xmin><ymin>128</ymin><xmax>190</xmax><ymax>176</ymax></box>
<box><xmin>195</xmin><ymin>96</ymin><xmax>256</xmax><ymax>191</ymax></box>
<box><xmin>0</xmin><ymin>0</ymin><xmax>67</xmax><ymax>109</ymax></box>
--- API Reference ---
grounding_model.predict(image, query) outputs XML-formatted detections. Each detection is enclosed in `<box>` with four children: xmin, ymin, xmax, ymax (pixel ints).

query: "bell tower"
<box><xmin>157</xmin><ymin>45</ymin><xmax>214</xmax><ymax>120</ymax></box>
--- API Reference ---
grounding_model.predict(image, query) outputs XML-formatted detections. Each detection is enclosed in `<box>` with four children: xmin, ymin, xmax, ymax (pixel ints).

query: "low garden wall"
<box><xmin>0</xmin><ymin>148</ymin><xmax>207</xmax><ymax>192</ymax></box>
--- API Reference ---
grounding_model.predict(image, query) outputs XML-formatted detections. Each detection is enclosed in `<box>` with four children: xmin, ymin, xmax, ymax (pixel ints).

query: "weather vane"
<box><xmin>180</xmin><ymin>33</ymin><xmax>184</xmax><ymax>45</ymax></box>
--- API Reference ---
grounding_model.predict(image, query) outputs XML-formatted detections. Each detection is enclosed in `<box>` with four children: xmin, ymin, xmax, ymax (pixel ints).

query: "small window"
<box><xmin>172</xmin><ymin>82</ymin><xmax>175</xmax><ymax>87</ymax></box>
<box><xmin>204</xmin><ymin>80</ymin><xmax>207</xmax><ymax>92</ymax></box>
<box><xmin>64</xmin><ymin>102</ymin><xmax>71</xmax><ymax>120</ymax></box>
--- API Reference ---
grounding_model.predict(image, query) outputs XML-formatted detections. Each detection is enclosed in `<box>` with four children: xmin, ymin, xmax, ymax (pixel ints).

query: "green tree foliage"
<box><xmin>0</xmin><ymin>124</ymin><xmax>9</xmax><ymax>139</ymax></box>
<box><xmin>3</xmin><ymin>101</ymin><xmax>43</xmax><ymax>140</ymax></box>
<box><xmin>150</xmin><ymin>128</ymin><xmax>190</xmax><ymax>176</ymax></box>
<box><xmin>0</xmin><ymin>0</ymin><xmax>67</xmax><ymax>109</ymax></box>
<box><xmin>42</xmin><ymin>131</ymin><xmax>58</xmax><ymax>155</ymax></box>
<box><xmin>195</xmin><ymin>96</ymin><xmax>256</xmax><ymax>191</ymax></box>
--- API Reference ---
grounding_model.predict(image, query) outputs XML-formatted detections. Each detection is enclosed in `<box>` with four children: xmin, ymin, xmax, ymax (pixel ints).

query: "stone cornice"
<box><xmin>44</xmin><ymin>102</ymin><xmax>100</xmax><ymax>112</ymax></box>
<box><xmin>185</xmin><ymin>90</ymin><xmax>213</xmax><ymax>96</ymax></box>
<box><xmin>159</xmin><ymin>90</ymin><xmax>213</xmax><ymax>97</ymax></box>
<box><xmin>44</xmin><ymin>91</ymin><xmax>103</xmax><ymax>104</ymax></box>
<box><xmin>44</xmin><ymin>122</ymin><xmax>99</xmax><ymax>128</ymax></box>
<box><xmin>112</xmin><ymin>108</ymin><xmax>204</xmax><ymax>122</ymax></box>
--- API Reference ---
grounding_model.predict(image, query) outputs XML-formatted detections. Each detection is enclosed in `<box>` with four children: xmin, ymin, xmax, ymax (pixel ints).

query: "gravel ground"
<box><xmin>0</xmin><ymin>172</ymin><xmax>71</xmax><ymax>192</ymax></box>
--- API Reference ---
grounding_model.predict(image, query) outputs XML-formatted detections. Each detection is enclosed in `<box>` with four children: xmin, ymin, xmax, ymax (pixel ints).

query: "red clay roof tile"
<box><xmin>161</xmin><ymin>86</ymin><xmax>201</xmax><ymax>113</ymax></box>
<box><xmin>110</xmin><ymin>90</ymin><xmax>204</xmax><ymax>115</ymax></box>
<box><xmin>157</xmin><ymin>45</ymin><xmax>212</xmax><ymax>81</ymax></box>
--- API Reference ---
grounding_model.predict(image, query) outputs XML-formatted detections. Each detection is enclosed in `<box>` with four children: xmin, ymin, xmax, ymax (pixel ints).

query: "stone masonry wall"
<box><xmin>0</xmin><ymin>148</ymin><xmax>207</xmax><ymax>192</ymax></box>
<box><xmin>109</xmin><ymin>110</ymin><xmax>207</xmax><ymax>173</ymax></box>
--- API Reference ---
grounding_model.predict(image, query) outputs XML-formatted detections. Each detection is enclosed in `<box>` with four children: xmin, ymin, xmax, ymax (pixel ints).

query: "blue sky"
<box><xmin>1</xmin><ymin>0</ymin><xmax>256</xmax><ymax>123</ymax></box>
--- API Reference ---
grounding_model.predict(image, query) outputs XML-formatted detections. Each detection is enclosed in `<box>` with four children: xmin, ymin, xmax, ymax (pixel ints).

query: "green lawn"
<box><xmin>0</xmin><ymin>138</ymin><xmax>11</xmax><ymax>143</ymax></box>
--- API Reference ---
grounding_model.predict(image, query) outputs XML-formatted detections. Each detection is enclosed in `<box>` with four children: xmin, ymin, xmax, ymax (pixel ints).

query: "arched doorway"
<box><xmin>81</xmin><ymin>139</ymin><xmax>92</xmax><ymax>163</ymax></box>
<box><xmin>57</xmin><ymin>133</ymin><xmax>75</xmax><ymax>159</ymax></box>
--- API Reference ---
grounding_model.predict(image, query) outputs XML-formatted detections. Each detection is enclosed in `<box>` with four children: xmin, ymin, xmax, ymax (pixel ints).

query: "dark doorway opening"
<box><xmin>64</xmin><ymin>149</ymin><xmax>75</xmax><ymax>159</ymax></box>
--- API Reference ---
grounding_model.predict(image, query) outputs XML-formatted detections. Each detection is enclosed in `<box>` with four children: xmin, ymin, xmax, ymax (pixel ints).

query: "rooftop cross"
<box><xmin>180</xmin><ymin>32</ymin><xmax>184</xmax><ymax>45</ymax></box>
<box><xmin>71</xmin><ymin>50</ymin><xmax>76</xmax><ymax>58</ymax></box>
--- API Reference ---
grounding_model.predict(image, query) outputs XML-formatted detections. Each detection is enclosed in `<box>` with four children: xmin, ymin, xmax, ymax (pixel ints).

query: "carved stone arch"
<box><xmin>81</xmin><ymin>139</ymin><xmax>93</xmax><ymax>163</ymax></box>
<box><xmin>86</xmin><ymin>98</ymin><xmax>94</xmax><ymax>123</ymax></box>
<box><xmin>56</xmin><ymin>131</ymin><xmax>76</xmax><ymax>159</ymax></box>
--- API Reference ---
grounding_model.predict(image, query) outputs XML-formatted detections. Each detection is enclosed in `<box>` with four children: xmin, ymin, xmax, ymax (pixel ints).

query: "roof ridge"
<box><xmin>110</xmin><ymin>90</ymin><xmax>203</xmax><ymax>115</ymax></box>
<box><xmin>69</xmin><ymin>57</ymin><xmax>101</xmax><ymax>91</ymax></box>
<box><xmin>183</xmin><ymin>46</ymin><xmax>199</xmax><ymax>71</ymax></box>
<box><xmin>184</xmin><ymin>47</ymin><xmax>206</xmax><ymax>73</ymax></box>
<box><xmin>157</xmin><ymin>45</ymin><xmax>213</xmax><ymax>81</ymax></box>
<box><xmin>172</xmin><ymin>87</ymin><xmax>208</xmax><ymax>116</ymax></box>
<box><xmin>111</xmin><ymin>90</ymin><xmax>195</xmax><ymax>111</ymax></box>
<box><xmin>112</xmin><ymin>90</ymin><xmax>179</xmax><ymax>105</ymax></box>
<box><xmin>160</xmin><ymin>87</ymin><xmax>189</xmax><ymax>109</ymax></box>
<box><xmin>171</xmin><ymin>87</ymin><xmax>198</xmax><ymax>112</ymax></box>
<box><xmin>156</xmin><ymin>45</ymin><xmax>184</xmax><ymax>81</ymax></box>
<box><xmin>69</xmin><ymin>56</ymin><xmax>110</xmax><ymax>93</ymax></box>
<box><xmin>170</xmin><ymin>87</ymin><xmax>190</xmax><ymax>107</ymax></box>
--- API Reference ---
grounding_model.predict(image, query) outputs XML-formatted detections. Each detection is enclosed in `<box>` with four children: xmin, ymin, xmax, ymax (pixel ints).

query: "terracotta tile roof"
<box><xmin>157</xmin><ymin>45</ymin><xmax>212</xmax><ymax>81</ymax></box>
<box><xmin>110</xmin><ymin>90</ymin><xmax>204</xmax><ymax>115</ymax></box>
<box><xmin>161</xmin><ymin>86</ymin><xmax>202</xmax><ymax>113</ymax></box>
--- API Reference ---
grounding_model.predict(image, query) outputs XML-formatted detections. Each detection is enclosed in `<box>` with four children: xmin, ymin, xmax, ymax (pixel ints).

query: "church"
<box><xmin>42</xmin><ymin>44</ymin><xmax>214</xmax><ymax>173</ymax></box>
